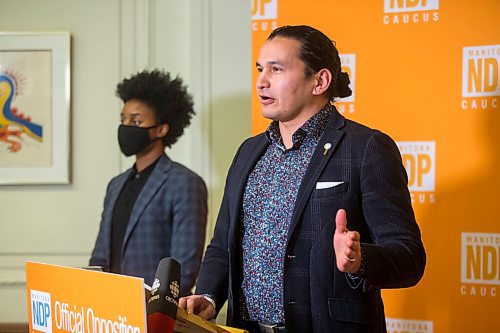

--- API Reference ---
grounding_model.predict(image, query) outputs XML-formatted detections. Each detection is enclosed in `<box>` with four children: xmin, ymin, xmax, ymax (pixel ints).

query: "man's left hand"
<box><xmin>333</xmin><ymin>209</ymin><xmax>362</xmax><ymax>273</ymax></box>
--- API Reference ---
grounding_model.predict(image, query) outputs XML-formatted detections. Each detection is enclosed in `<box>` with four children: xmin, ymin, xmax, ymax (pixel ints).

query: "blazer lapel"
<box><xmin>287</xmin><ymin>110</ymin><xmax>346</xmax><ymax>241</ymax></box>
<box><xmin>228</xmin><ymin>135</ymin><xmax>269</xmax><ymax>247</ymax></box>
<box><xmin>123</xmin><ymin>154</ymin><xmax>171</xmax><ymax>250</ymax></box>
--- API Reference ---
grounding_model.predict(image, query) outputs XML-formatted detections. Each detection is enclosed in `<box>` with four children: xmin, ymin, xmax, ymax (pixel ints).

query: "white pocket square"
<box><xmin>316</xmin><ymin>181</ymin><xmax>344</xmax><ymax>190</ymax></box>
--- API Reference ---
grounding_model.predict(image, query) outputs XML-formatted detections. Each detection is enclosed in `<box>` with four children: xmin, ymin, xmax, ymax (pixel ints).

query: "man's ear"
<box><xmin>312</xmin><ymin>68</ymin><xmax>332</xmax><ymax>96</ymax></box>
<box><xmin>156</xmin><ymin>123</ymin><xmax>169</xmax><ymax>138</ymax></box>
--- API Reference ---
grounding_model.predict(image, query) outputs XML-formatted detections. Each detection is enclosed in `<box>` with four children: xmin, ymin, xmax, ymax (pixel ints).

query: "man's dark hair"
<box><xmin>268</xmin><ymin>25</ymin><xmax>352</xmax><ymax>100</ymax></box>
<box><xmin>116</xmin><ymin>69</ymin><xmax>195</xmax><ymax>147</ymax></box>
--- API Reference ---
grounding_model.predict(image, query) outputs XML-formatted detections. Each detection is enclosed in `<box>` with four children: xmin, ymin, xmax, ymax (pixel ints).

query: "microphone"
<box><xmin>147</xmin><ymin>258</ymin><xmax>181</xmax><ymax>333</ymax></box>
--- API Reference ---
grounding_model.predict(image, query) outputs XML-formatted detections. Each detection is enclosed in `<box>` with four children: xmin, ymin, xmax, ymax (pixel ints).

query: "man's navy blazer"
<box><xmin>90</xmin><ymin>153</ymin><xmax>207</xmax><ymax>295</ymax></box>
<box><xmin>196</xmin><ymin>109</ymin><xmax>426</xmax><ymax>333</ymax></box>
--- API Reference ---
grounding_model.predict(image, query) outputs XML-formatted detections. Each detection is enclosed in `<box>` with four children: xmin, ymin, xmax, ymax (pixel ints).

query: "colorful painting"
<box><xmin>0</xmin><ymin>32</ymin><xmax>70</xmax><ymax>184</ymax></box>
<box><xmin>0</xmin><ymin>52</ymin><xmax>51</xmax><ymax>166</ymax></box>
<box><xmin>0</xmin><ymin>72</ymin><xmax>43</xmax><ymax>152</ymax></box>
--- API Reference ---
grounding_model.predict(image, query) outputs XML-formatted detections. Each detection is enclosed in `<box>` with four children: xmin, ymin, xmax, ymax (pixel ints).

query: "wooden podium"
<box><xmin>175</xmin><ymin>308</ymin><xmax>246</xmax><ymax>333</ymax></box>
<box><xmin>25</xmin><ymin>262</ymin><xmax>246</xmax><ymax>333</ymax></box>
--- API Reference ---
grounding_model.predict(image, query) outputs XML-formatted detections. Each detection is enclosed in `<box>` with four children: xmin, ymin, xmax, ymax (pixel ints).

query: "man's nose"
<box><xmin>256</xmin><ymin>72</ymin><xmax>270</xmax><ymax>90</ymax></box>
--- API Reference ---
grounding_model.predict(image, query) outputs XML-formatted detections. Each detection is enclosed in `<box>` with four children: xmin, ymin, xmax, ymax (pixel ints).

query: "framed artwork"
<box><xmin>0</xmin><ymin>32</ymin><xmax>71</xmax><ymax>185</ymax></box>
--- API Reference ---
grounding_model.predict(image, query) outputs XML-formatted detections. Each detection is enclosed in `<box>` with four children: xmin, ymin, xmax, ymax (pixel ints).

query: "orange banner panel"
<box><xmin>26</xmin><ymin>262</ymin><xmax>147</xmax><ymax>333</ymax></box>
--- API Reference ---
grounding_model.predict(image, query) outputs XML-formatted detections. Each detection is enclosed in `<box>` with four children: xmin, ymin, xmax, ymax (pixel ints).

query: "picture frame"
<box><xmin>0</xmin><ymin>32</ymin><xmax>71</xmax><ymax>185</ymax></box>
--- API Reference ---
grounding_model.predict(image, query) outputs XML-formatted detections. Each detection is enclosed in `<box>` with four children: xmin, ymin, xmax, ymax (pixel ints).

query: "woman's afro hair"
<box><xmin>116</xmin><ymin>69</ymin><xmax>195</xmax><ymax>147</ymax></box>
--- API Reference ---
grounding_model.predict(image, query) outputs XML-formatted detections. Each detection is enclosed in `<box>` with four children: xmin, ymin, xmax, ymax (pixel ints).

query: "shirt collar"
<box><xmin>131</xmin><ymin>156</ymin><xmax>160</xmax><ymax>179</ymax></box>
<box><xmin>265</xmin><ymin>103</ymin><xmax>334</xmax><ymax>150</ymax></box>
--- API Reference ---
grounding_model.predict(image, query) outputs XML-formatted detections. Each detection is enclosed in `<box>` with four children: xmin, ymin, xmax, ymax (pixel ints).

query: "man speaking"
<box><xmin>180</xmin><ymin>25</ymin><xmax>426</xmax><ymax>333</ymax></box>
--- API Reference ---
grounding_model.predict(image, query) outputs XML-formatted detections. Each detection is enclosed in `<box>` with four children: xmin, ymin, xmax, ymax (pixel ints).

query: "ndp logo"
<box><xmin>31</xmin><ymin>290</ymin><xmax>52</xmax><ymax>333</ymax></box>
<box><xmin>386</xmin><ymin>318</ymin><xmax>433</xmax><ymax>333</ymax></box>
<box><xmin>461</xmin><ymin>45</ymin><xmax>500</xmax><ymax>111</ymax></box>
<box><xmin>461</xmin><ymin>232</ymin><xmax>499</xmax><ymax>297</ymax></box>
<box><xmin>252</xmin><ymin>0</ymin><xmax>277</xmax><ymax>32</ymax></box>
<box><xmin>336</xmin><ymin>54</ymin><xmax>356</xmax><ymax>114</ymax></box>
<box><xmin>383</xmin><ymin>0</ymin><xmax>439</xmax><ymax>25</ymax></box>
<box><xmin>397</xmin><ymin>141</ymin><xmax>435</xmax><ymax>204</ymax></box>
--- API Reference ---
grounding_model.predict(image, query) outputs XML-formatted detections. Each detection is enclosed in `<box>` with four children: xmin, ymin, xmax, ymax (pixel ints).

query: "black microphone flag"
<box><xmin>147</xmin><ymin>257</ymin><xmax>181</xmax><ymax>333</ymax></box>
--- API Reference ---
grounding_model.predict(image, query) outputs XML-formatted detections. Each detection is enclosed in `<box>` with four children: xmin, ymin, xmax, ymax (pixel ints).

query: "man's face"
<box><xmin>256</xmin><ymin>37</ymin><xmax>317</xmax><ymax>124</ymax></box>
<box><xmin>120</xmin><ymin>99</ymin><xmax>168</xmax><ymax>147</ymax></box>
<box><xmin>120</xmin><ymin>99</ymin><xmax>157</xmax><ymax>128</ymax></box>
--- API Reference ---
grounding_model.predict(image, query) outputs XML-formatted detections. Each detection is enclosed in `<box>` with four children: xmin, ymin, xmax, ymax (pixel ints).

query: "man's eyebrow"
<box><xmin>255</xmin><ymin>60</ymin><xmax>286</xmax><ymax>67</ymax></box>
<box><xmin>121</xmin><ymin>112</ymin><xmax>142</xmax><ymax>118</ymax></box>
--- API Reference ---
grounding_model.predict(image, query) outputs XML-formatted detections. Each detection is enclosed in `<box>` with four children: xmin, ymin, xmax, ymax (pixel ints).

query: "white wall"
<box><xmin>0</xmin><ymin>0</ymin><xmax>250</xmax><ymax>322</ymax></box>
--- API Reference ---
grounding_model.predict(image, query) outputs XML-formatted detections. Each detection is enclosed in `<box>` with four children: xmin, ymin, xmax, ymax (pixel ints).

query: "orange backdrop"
<box><xmin>251</xmin><ymin>1</ymin><xmax>499</xmax><ymax>332</ymax></box>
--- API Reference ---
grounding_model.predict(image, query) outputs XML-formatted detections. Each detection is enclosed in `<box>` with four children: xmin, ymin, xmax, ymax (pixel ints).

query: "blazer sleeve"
<box><xmin>89</xmin><ymin>181</ymin><xmax>114</xmax><ymax>271</ymax></box>
<box><xmin>170</xmin><ymin>171</ymin><xmax>208</xmax><ymax>296</ymax></box>
<box><xmin>195</xmin><ymin>140</ymin><xmax>249</xmax><ymax>309</ymax></box>
<box><xmin>195</xmin><ymin>183</ymin><xmax>231</xmax><ymax>309</ymax></box>
<box><xmin>358</xmin><ymin>131</ymin><xmax>426</xmax><ymax>289</ymax></box>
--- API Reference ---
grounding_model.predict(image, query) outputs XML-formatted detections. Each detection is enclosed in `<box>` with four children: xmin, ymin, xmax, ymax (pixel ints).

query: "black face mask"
<box><xmin>118</xmin><ymin>124</ymin><xmax>160</xmax><ymax>157</ymax></box>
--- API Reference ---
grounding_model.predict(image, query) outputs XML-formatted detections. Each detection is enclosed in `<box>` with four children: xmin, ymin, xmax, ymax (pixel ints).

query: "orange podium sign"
<box><xmin>26</xmin><ymin>261</ymin><xmax>147</xmax><ymax>333</ymax></box>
